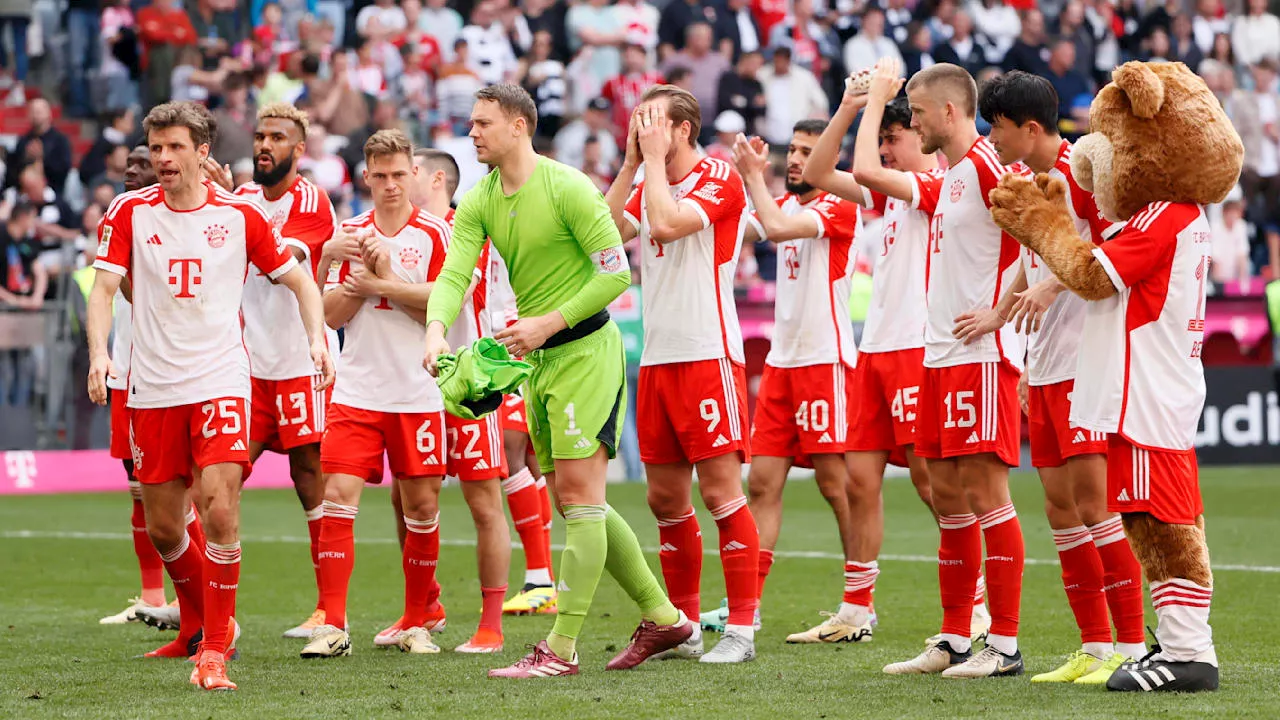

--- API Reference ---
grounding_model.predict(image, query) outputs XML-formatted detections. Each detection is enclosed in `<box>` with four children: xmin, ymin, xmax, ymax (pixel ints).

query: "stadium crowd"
<box><xmin>0</xmin><ymin>0</ymin><xmax>1277</xmax><ymax>412</ymax></box>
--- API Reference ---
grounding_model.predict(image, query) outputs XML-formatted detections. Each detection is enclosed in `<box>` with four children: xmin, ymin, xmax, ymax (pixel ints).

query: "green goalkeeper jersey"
<box><xmin>426</xmin><ymin>157</ymin><xmax>630</xmax><ymax>333</ymax></box>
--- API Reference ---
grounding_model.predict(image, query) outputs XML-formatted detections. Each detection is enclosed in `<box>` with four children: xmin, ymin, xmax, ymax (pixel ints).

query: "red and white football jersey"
<box><xmin>236</xmin><ymin>176</ymin><xmax>337</xmax><ymax>381</ymax></box>
<box><xmin>324</xmin><ymin>207</ymin><xmax>448</xmax><ymax>413</ymax></box>
<box><xmin>624</xmin><ymin>156</ymin><xmax>748</xmax><ymax>367</ymax></box>
<box><xmin>1072</xmin><ymin>202</ymin><xmax>1211</xmax><ymax>451</ymax></box>
<box><xmin>858</xmin><ymin>172</ymin><xmax>938</xmax><ymax>353</ymax></box>
<box><xmin>106</xmin><ymin>291</ymin><xmax>131</xmax><ymax>392</ymax></box>
<box><xmin>750</xmin><ymin>191</ymin><xmax>860</xmax><ymax>368</ymax></box>
<box><xmin>94</xmin><ymin>183</ymin><xmax>298</xmax><ymax>408</ymax></box>
<box><xmin>487</xmin><ymin>246</ymin><xmax>518</xmax><ymax>330</ymax></box>
<box><xmin>439</xmin><ymin>207</ymin><xmax>492</xmax><ymax>348</ymax></box>
<box><xmin>912</xmin><ymin>136</ymin><xmax>1028</xmax><ymax>369</ymax></box>
<box><xmin>1023</xmin><ymin>140</ymin><xmax>1124</xmax><ymax>386</ymax></box>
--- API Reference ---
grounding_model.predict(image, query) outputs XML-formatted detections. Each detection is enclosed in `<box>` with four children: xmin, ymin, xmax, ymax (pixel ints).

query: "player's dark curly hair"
<box><xmin>978</xmin><ymin>70</ymin><xmax>1059</xmax><ymax>132</ymax></box>
<box><xmin>881</xmin><ymin>97</ymin><xmax>914</xmax><ymax>133</ymax></box>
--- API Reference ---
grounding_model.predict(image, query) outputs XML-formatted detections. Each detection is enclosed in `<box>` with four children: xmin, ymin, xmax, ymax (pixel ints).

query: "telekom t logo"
<box><xmin>168</xmin><ymin>258</ymin><xmax>203</xmax><ymax>298</ymax></box>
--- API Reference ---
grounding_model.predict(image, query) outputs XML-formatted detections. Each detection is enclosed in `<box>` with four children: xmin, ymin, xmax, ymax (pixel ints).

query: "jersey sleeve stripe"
<box><xmin>1134</xmin><ymin>201</ymin><xmax>1170</xmax><ymax>232</ymax></box>
<box><xmin>1092</xmin><ymin>245</ymin><xmax>1126</xmax><ymax>291</ymax></box>
<box><xmin>93</xmin><ymin>259</ymin><xmax>128</xmax><ymax>276</ymax></box>
<box><xmin>105</xmin><ymin>187</ymin><xmax>159</xmax><ymax>220</ymax></box>
<box><xmin>623</xmin><ymin>209</ymin><xmax>641</xmax><ymax>230</ymax></box>
<box><xmin>972</xmin><ymin>142</ymin><xmax>1008</xmax><ymax>180</ymax></box>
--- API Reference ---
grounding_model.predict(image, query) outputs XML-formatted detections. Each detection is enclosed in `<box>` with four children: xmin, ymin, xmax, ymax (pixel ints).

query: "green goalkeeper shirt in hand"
<box><xmin>436</xmin><ymin>338</ymin><xmax>534</xmax><ymax>420</ymax></box>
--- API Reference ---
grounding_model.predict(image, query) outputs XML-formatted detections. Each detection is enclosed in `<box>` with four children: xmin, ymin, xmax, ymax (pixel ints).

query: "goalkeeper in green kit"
<box><xmin>424</xmin><ymin>84</ymin><xmax>692</xmax><ymax>677</ymax></box>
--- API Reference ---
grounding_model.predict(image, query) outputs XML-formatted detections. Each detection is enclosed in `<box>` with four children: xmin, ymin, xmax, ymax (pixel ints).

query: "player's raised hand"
<box><xmin>325</xmin><ymin>228</ymin><xmax>363</xmax><ymax>263</ymax></box>
<box><xmin>87</xmin><ymin>353</ymin><xmax>116</xmax><ymax>406</ymax></box>
<box><xmin>636</xmin><ymin>103</ymin><xmax>672</xmax><ymax>163</ymax></box>
<box><xmin>201</xmin><ymin>157</ymin><xmax>235</xmax><ymax>191</ymax></box>
<box><xmin>622</xmin><ymin>107</ymin><xmax>644</xmax><ymax>171</ymax></box>
<box><xmin>868</xmin><ymin>56</ymin><xmax>905</xmax><ymax>105</ymax></box>
<box><xmin>731</xmin><ymin>133</ymin><xmax>769</xmax><ymax>177</ymax></box>
<box><xmin>423</xmin><ymin>323</ymin><xmax>451</xmax><ymax>377</ymax></box>
<box><xmin>359</xmin><ymin>233</ymin><xmax>390</xmax><ymax>276</ymax></box>
<box><xmin>952</xmin><ymin>307</ymin><xmax>1006</xmax><ymax>344</ymax></box>
<box><xmin>495</xmin><ymin>313</ymin><xmax>564</xmax><ymax>358</ymax></box>
<box><xmin>311</xmin><ymin>341</ymin><xmax>335</xmax><ymax>391</ymax></box>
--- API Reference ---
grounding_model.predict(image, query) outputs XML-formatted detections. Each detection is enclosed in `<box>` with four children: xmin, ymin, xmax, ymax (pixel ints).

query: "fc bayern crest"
<box><xmin>272</xmin><ymin>208</ymin><xmax>288</xmax><ymax>231</ymax></box>
<box><xmin>400</xmin><ymin>246</ymin><xmax>422</xmax><ymax>269</ymax></box>
<box><xmin>205</xmin><ymin>224</ymin><xmax>228</xmax><ymax>249</ymax></box>
<box><xmin>949</xmin><ymin>179</ymin><xmax>966</xmax><ymax>202</ymax></box>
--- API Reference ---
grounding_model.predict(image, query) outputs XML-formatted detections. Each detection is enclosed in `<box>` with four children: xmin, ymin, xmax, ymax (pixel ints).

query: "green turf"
<box><xmin>2</xmin><ymin>468</ymin><xmax>1278</xmax><ymax>719</ymax></box>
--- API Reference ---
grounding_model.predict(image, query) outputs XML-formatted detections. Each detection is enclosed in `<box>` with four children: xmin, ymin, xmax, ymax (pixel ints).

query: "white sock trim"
<box><xmin>304</xmin><ymin>505</ymin><xmax>323</xmax><ymax>522</ymax></box>
<box><xmin>159</xmin><ymin>532</ymin><xmax>191</xmax><ymax>564</ymax></box>
<box><xmin>206</xmin><ymin>540</ymin><xmax>241</xmax><ymax>565</ymax></box>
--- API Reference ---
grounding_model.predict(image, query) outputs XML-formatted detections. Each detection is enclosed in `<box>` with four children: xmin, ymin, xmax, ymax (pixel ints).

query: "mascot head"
<box><xmin>1070</xmin><ymin>61</ymin><xmax>1243</xmax><ymax>222</ymax></box>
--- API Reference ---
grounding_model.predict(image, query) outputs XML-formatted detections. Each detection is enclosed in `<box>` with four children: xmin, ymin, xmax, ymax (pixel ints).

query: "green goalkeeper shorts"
<box><xmin>524</xmin><ymin>320</ymin><xmax>627</xmax><ymax>474</ymax></box>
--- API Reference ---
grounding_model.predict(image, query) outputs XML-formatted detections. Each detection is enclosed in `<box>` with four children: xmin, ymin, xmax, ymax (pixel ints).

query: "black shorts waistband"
<box><xmin>542</xmin><ymin>310</ymin><xmax>610</xmax><ymax>349</ymax></box>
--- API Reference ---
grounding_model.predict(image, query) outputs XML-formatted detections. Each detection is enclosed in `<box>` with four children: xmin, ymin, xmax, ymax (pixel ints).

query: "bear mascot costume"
<box><xmin>988</xmin><ymin>61</ymin><xmax>1243</xmax><ymax>693</ymax></box>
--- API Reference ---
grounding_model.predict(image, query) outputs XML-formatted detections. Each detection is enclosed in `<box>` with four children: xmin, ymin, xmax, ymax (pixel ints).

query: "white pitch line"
<box><xmin>5</xmin><ymin>529</ymin><xmax>1279</xmax><ymax>574</ymax></box>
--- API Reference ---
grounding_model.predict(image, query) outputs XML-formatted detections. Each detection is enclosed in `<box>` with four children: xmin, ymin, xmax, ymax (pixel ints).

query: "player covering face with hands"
<box><xmin>86</xmin><ymin>101</ymin><xmax>333</xmax><ymax>692</ymax></box>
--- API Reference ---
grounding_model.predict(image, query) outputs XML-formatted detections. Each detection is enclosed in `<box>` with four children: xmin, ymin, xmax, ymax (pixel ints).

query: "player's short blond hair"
<box><xmin>363</xmin><ymin>128</ymin><xmax>414</xmax><ymax>163</ymax></box>
<box><xmin>640</xmin><ymin>85</ymin><xmax>701</xmax><ymax>148</ymax></box>
<box><xmin>906</xmin><ymin>63</ymin><xmax>978</xmax><ymax>119</ymax></box>
<box><xmin>144</xmin><ymin>101</ymin><xmax>216</xmax><ymax>148</ymax></box>
<box><xmin>257</xmin><ymin>102</ymin><xmax>310</xmax><ymax>138</ymax></box>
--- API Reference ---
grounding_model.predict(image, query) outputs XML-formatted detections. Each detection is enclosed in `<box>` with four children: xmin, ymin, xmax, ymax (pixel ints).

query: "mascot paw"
<box><xmin>988</xmin><ymin>173</ymin><xmax>1073</xmax><ymax>251</ymax></box>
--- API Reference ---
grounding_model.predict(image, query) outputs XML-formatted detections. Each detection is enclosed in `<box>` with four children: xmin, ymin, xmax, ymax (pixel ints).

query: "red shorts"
<box><xmin>128</xmin><ymin>397</ymin><xmax>252</xmax><ymax>486</ymax></box>
<box><xmin>846</xmin><ymin>348</ymin><xmax>925</xmax><ymax>465</ymax></box>
<box><xmin>915</xmin><ymin>361</ymin><xmax>1020</xmax><ymax>466</ymax></box>
<box><xmin>320</xmin><ymin>403</ymin><xmax>446</xmax><ymax>483</ymax></box>
<box><xmin>751</xmin><ymin>363</ymin><xmax>853</xmax><ymax>464</ymax></box>
<box><xmin>1028</xmin><ymin>379</ymin><xmax>1108</xmax><ymax>468</ymax></box>
<box><xmin>500</xmin><ymin>394</ymin><xmax>528</xmax><ymax>434</ymax></box>
<box><xmin>250</xmin><ymin>375</ymin><xmax>328</xmax><ymax>451</ymax></box>
<box><xmin>109</xmin><ymin>388</ymin><xmax>132</xmax><ymax>460</ymax></box>
<box><xmin>638</xmin><ymin>358</ymin><xmax>750</xmax><ymax>465</ymax></box>
<box><xmin>446</xmin><ymin>411</ymin><xmax>508</xmax><ymax>481</ymax></box>
<box><xmin>1107</xmin><ymin>434</ymin><xmax>1202</xmax><ymax>524</ymax></box>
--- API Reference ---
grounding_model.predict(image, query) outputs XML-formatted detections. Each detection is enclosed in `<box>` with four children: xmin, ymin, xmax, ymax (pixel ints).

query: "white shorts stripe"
<box><xmin>982</xmin><ymin>363</ymin><xmax>995</xmax><ymax>442</ymax></box>
<box><xmin>833</xmin><ymin>364</ymin><xmax>847</xmax><ymax>444</ymax></box>
<box><xmin>718</xmin><ymin>358</ymin><xmax>741</xmax><ymax>441</ymax></box>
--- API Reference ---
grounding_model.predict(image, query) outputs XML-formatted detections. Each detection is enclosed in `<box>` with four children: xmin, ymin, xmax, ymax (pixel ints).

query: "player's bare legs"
<box><xmin>139</xmin><ymin>479</ymin><xmax>206</xmax><ymax>658</ymax></box>
<box><xmin>459</xmin><ymin>479</ymin><xmax>511</xmax><ymax>650</ymax></box>
<box><xmin>905</xmin><ymin>449</ymin><xmax>935</xmax><ymax>514</ymax></box>
<box><xmin>747</xmin><ymin>455</ymin><xmax>790</xmax><ymax>612</ymax></box>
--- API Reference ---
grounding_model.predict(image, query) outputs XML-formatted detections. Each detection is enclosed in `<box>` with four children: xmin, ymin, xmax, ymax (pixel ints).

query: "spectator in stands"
<box><xmin>1002</xmin><ymin>8</ymin><xmax>1049</xmax><ymax>75</ymax></box>
<box><xmin>971</xmin><ymin>0</ymin><xmax>1021</xmax><ymax>64</ymax></box>
<box><xmin>436</xmin><ymin>40</ymin><xmax>485</xmax><ymax>135</ymax></box>
<box><xmin>79</xmin><ymin>109</ymin><xmax>136</xmax><ymax>192</ymax></box>
<box><xmin>1211</xmin><ymin>191</ymin><xmax>1253</xmax><ymax>282</ymax></box>
<box><xmin>9</xmin><ymin>164</ymin><xmax>78</xmax><ymax>271</ymax></box>
<box><xmin>187</xmin><ymin>0</ymin><xmax>242</xmax><ymax>68</ymax></box>
<box><xmin>89</xmin><ymin>181</ymin><xmax>115</xmax><ymax>212</ymax></box>
<box><xmin>357</xmin><ymin>0</ymin><xmax>408</xmax><ymax>38</ymax></box>
<box><xmin>666</xmin><ymin>66</ymin><xmax>694</xmax><ymax>93</ymax></box>
<box><xmin>395</xmin><ymin>0</ymin><xmax>443</xmax><ymax>70</ymax></box>
<box><xmin>567</xmin><ymin>0</ymin><xmax>626</xmax><ymax>89</ymax></box>
<box><xmin>1083</xmin><ymin>0</ymin><xmax>1120</xmax><ymax>85</ymax></box>
<box><xmin>1207</xmin><ymin>31</ymin><xmax>1236</xmax><ymax>71</ymax></box>
<box><xmin>305</xmin><ymin>52</ymin><xmax>370</xmax><ymax>139</ymax></box>
<box><xmin>87</xmin><ymin>145</ymin><xmax>129</xmax><ymax>198</ymax></box>
<box><xmin>1192</xmin><ymin>0</ymin><xmax>1229</xmax><ymax>56</ymax></box>
<box><xmin>615</xmin><ymin>0</ymin><xmax>659</xmax><ymax>53</ymax></box>
<box><xmin>7</xmin><ymin>100</ymin><xmax>72</xmax><ymax>197</ymax></box>
<box><xmin>1046</xmin><ymin>38</ymin><xmax>1093</xmax><ymax>137</ymax></box>
<box><xmin>1144</xmin><ymin>26</ymin><xmax>1174</xmax><ymax>62</ymax></box>
<box><xmin>934</xmin><ymin>10</ymin><xmax>987</xmax><ymax>76</ymax></box>
<box><xmin>721</xmin><ymin>0</ymin><xmax>760</xmax><ymax>59</ymax></box>
<box><xmin>1248</xmin><ymin>58</ymin><xmax>1280</xmax><ymax>272</ymax></box>
<box><xmin>1231</xmin><ymin>0</ymin><xmax>1280</xmax><ymax>68</ymax></box>
<box><xmin>661</xmin><ymin>22</ymin><xmax>731</xmax><ymax>143</ymax></box>
<box><xmin>657</xmin><ymin>0</ymin><xmax>725</xmax><ymax>60</ymax></box>
<box><xmin>460</xmin><ymin>1</ymin><xmax>519</xmax><ymax>86</ymax></box>
<box><xmin>706</xmin><ymin>110</ymin><xmax>743</xmax><ymax>163</ymax></box>
<box><xmin>1170</xmin><ymin>14</ymin><xmax>1206</xmax><ymax>70</ymax></box>
<box><xmin>421</xmin><ymin>0</ymin><xmax>465</xmax><ymax>61</ymax></box>
<box><xmin>299</xmin><ymin>124</ymin><xmax>352</xmax><ymax>205</ymax></box>
<box><xmin>555</xmin><ymin>97</ymin><xmax>618</xmax><ymax>177</ymax></box>
<box><xmin>901</xmin><ymin>22</ymin><xmax>938</xmax><ymax>77</ymax></box>
<box><xmin>0</xmin><ymin>0</ymin><xmax>31</xmax><ymax>105</ymax></box>
<box><xmin>349</xmin><ymin>39</ymin><xmax>390</xmax><ymax>99</ymax></box>
<box><xmin>881</xmin><ymin>0</ymin><xmax>913</xmax><ymax>44</ymax></box>
<box><xmin>717</xmin><ymin>48</ymin><xmax>766</xmax><ymax>138</ymax></box>
<box><xmin>922</xmin><ymin>0</ymin><xmax>959</xmax><ymax>46</ymax></box>
<box><xmin>212</xmin><ymin>73</ymin><xmax>257</xmax><ymax>169</ymax></box>
<box><xmin>1055</xmin><ymin>1</ymin><xmax>1094</xmax><ymax>79</ymax></box>
<box><xmin>757</xmin><ymin>45</ymin><xmax>827</xmax><ymax>145</ymax></box>
<box><xmin>518</xmin><ymin>29</ymin><xmax>569</xmax><ymax>138</ymax></box>
<box><xmin>65</xmin><ymin>0</ymin><xmax>101</xmax><ymax>118</ymax></box>
<box><xmin>340</xmin><ymin>98</ymin><xmax>399</xmax><ymax>179</ymax></box>
<box><xmin>0</xmin><ymin>201</ymin><xmax>45</xmax><ymax>312</ymax></box>
<box><xmin>767</xmin><ymin>0</ymin><xmax>839</xmax><ymax>75</ymax></box>
<box><xmin>582</xmin><ymin>136</ymin><xmax>613</xmax><ymax>191</ymax></box>
<box><xmin>604</xmin><ymin>43</ymin><xmax>665</xmax><ymax>149</ymax></box>
<box><xmin>137</xmin><ymin>0</ymin><xmax>198</xmax><ymax>107</ymax></box>
<box><xmin>844</xmin><ymin>5</ymin><xmax>903</xmax><ymax>75</ymax></box>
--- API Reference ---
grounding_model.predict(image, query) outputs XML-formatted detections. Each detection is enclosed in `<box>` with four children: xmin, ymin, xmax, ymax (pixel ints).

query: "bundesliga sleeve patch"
<box><xmin>97</xmin><ymin>224</ymin><xmax>113</xmax><ymax>257</ymax></box>
<box><xmin>592</xmin><ymin>247</ymin><xmax>626</xmax><ymax>274</ymax></box>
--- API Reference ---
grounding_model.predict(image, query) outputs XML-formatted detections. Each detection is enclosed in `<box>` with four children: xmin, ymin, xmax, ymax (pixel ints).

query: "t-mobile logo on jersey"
<box><xmin>168</xmin><ymin>258</ymin><xmax>203</xmax><ymax>298</ymax></box>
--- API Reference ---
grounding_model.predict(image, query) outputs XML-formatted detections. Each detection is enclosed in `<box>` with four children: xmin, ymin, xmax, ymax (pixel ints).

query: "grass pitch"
<box><xmin>2</xmin><ymin>467</ymin><xmax>1278</xmax><ymax>719</ymax></box>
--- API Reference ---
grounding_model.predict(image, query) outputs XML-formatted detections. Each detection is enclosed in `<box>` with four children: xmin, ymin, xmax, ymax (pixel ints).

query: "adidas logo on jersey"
<box><xmin>966</xmin><ymin>432</ymin><xmax>980</xmax><ymax>444</ymax></box>
<box><xmin>1117</xmin><ymin>489</ymin><xmax>1131</xmax><ymax>502</ymax></box>
<box><xmin>1073</xmin><ymin>431</ymin><xmax>1086</xmax><ymax>444</ymax></box>
<box><xmin>573</xmin><ymin>438</ymin><xmax>592</xmax><ymax>451</ymax></box>
<box><xmin>818</xmin><ymin>432</ymin><xmax>833</xmax><ymax>443</ymax></box>
<box><xmin>230</xmin><ymin>439</ymin><xmax>246</xmax><ymax>451</ymax></box>
<box><xmin>473</xmin><ymin>459</ymin><xmax>489</xmax><ymax>471</ymax></box>
<box><xmin>297</xmin><ymin>424</ymin><xmax>311</xmax><ymax>435</ymax></box>
<box><xmin>146</xmin><ymin>233</ymin><xmax>162</xmax><ymax>245</ymax></box>
<box><xmin>722</xmin><ymin>540</ymin><xmax>749</xmax><ymax>552</ymax></box>
<box><xmin>712</xmin><ymin>434</ymin><xmax>729</xmax><ymax>448</ymax></box>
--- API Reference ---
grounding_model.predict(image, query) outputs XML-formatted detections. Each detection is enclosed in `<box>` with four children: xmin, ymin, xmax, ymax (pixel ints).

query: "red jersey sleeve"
<box><xmin>910</xmin><ymin>169</ymin><xmax>944</xmax><ymax>216</ymax></box>
<box><xmin>623</xmin><ymin>183</ymin><xmax>644</xmax><ymax>230</ymax></box>
<box><xmin>679</xmin><ymin>159</ymin><xmax>747</xmax><ymax>229</ymax></box>
<box><xmin>323</xmin><ymin>259</ymin><xmax>350</xmax><ymax>292</ymax></box>
<box><xmin>1094</xmin><ymin>206</ymin><xmax>1179</xmax><ymax>291</ymax></box>
<box><xmin>283</xmin><ymin>185</ymin><xmax>337</xmax><ymax>275</ymax></box>
<box><xmin>244</xmin><ymin>206</ymin><xmax>298</xmax><ymax>280</ymax></box>
<box><xmin>807</xmin><ymin>195</ymin><xmax>859</xmax><ymax>252</ymax></box>
<box><xmin>425</xmin><ymin>222</ymin><xmax>450</xmax><ymax>282</ymax></box>
<box><xmin>93</xmin><ymin>195</ymin><xmax>136</xmax><ymax>277</ymax></box>
<box><xmin>471</xmin><ymin>241</ymin><xmax>490</xmax><ymax>314</ymax></box>
<box><xmin>1065</xmin><ymin>176</ymin><xmax>1120</xmax><ymax>245</ymax></box>
<box><xmin>864</xmin><ymin>187</ymin><xmax>889</xmax><ymax>215</ymax></box>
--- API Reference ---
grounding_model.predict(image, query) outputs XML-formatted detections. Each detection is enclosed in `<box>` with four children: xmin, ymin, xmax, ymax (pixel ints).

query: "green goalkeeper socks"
<box><xmin>547</xmin><ymin>504</ymin><xmax>608</xmax><ymax>659</ymax></box>
<box><xmin>604</xmin><ymin>506</ymin><xmax>680</xmax><ymax>626</ymax></box>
